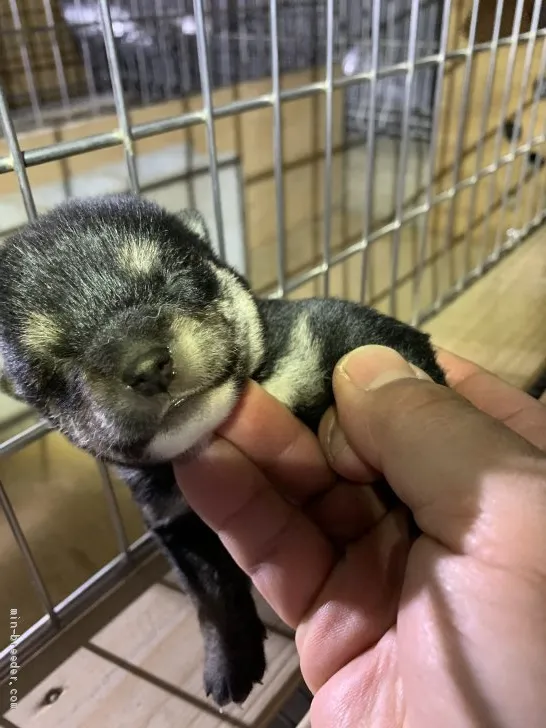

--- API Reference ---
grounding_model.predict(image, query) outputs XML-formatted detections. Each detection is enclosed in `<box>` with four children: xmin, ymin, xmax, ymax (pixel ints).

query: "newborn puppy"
<box><xmin>0</xmin><ymin>194</ymin><xmax>445</xmax><ymax>707</ymax></box>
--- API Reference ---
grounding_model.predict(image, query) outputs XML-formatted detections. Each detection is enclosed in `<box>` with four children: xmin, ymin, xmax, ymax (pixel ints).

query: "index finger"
<box><xmin>436</xmin><ymin>349</ymin><xmax>546</xmax><ymax>451</ymax></box>
<box><xmin>174</xmin><ymin>437</ymin><xmax>335</xmax><ymax>627</ymax></box>
<box><xmin>217</xmin><ymin>380</ymin><xmax>335</xmax><ymax>503</ymax></box>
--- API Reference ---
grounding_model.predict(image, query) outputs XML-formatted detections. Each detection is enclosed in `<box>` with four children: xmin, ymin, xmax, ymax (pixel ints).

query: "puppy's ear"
<box><xmin>179</xmin><ymin>209</ymin><xmax>211</xmax><ymax>245</ymax></box>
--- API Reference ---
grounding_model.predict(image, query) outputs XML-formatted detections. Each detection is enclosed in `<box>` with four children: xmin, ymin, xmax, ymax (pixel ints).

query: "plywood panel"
<box><xmin>249</xmin><ymin>205</ymin><xmax>363</xmax><ymax>294</ymax></box>
<box><xmin>246</xmin><ymin>151</ymin><xmax>345</xmax><ymax>261</ymax></box>
<box><xmin>188</xmin><ymin>68</ymin><xmax>345</xmax><ymax>180</ymax></box>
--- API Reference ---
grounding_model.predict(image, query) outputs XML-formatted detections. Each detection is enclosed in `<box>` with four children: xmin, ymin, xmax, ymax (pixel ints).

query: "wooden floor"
<box><xmin>0</xmin><ymin>558</ymin><xmax>301</xmax><ymax>727</ymax></box>
<box><xmin>423</xmin><ymin>228</ymin><xmax>546</xmax><ymax>390</ymax></box>
<box><xmin>1</xmin><ymin>225</ymin><xmax>546</xmax><ymax>727</ymax></box>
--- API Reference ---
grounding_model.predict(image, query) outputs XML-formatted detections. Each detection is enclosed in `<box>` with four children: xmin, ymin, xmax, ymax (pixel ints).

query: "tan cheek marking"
<box><xmin>171</xmin><ymin>318</ymin><xmax>204</xmax><ymax>365</ymax></box>
<box><xmin>214</xmin><ymin>266</ymin><xmax>264</xmax><ymax>372</ymax></box>
<box><xmin>170</xmin><ymin>317</ymin><xmax>219</xmax><ymax>388</ymax></box>
<box><xmin>21</xmin><ymin>313</ymin><xmax>62</xmax><ymax>354</ymax></box>
<box><xmin>118</xmin><ymin>239</ymin><xmax>159</xmax><ymax>275</ymax></box>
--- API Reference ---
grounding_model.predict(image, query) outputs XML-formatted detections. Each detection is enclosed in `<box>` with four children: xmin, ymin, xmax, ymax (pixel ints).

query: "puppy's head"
<box><xmin>0</xmin><ymin>194</ymin><xmax>264</xmax><ymax>464</ymax></box>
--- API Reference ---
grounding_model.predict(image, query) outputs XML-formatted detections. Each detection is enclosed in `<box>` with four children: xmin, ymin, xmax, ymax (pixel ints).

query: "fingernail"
<box><xmin>338</xmin><ymin>345</ymin><xmax>424</xmax><ymax>391</ymax></box>
<box><xmin>325</xmin><ymin>409</ymin><xmax>348</xmax><ymax>461</ymax></box>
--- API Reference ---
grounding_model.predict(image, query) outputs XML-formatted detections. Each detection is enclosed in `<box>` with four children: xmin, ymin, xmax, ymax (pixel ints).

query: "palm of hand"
<box><xmin>309</xmin><ymin>525</ymin><xmax>544</xmax><ymax>728</ymax></box>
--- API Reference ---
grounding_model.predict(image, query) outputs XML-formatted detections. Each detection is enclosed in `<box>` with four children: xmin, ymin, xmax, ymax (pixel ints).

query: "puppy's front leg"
<box><xmin>152</xmin><ymin>511</ymin><xmax>267</xmax><ymax>707</ymax></box>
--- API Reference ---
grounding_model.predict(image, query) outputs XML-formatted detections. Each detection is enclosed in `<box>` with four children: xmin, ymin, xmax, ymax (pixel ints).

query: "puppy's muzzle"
<box><xmin>122</xmin><ymin>344</ymin><xmax>174</xmax><ymax>396</ymax></box>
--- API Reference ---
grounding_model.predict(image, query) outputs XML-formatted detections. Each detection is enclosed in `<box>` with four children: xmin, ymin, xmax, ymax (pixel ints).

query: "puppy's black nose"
<box><xmin>123</xmin><ymin>346</ymin><xmax>174</xmax><ymax>396</ymax></box>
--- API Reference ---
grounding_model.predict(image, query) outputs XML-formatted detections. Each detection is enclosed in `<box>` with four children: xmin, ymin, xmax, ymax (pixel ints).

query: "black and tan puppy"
<box><xmin>0</xmin><ymin>194</ymin><xmax>445</xmax><ymax>707</ymax></box>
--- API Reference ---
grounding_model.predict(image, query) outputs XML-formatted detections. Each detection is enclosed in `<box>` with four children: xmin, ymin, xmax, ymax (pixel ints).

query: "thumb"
<box><xmin>322</xmin><ymin>345</ymin><xmax>546</xmax><ymax>566</ymax></box>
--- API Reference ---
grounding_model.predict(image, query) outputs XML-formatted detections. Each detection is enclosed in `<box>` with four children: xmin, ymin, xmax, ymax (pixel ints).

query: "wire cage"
<box><xmin>1</xmin><ymin>0</ymin><xmax>546</xmax><ymax>723</ymax></box>
<box><xmin>342</xmin><ymin>0</ymin><xmax>442</xmax><ymax>141</ymax></box>
<box><xmin>1</xmin><ymin>1</ymin><xmax>442</xmax><ymax>138</ymax></box>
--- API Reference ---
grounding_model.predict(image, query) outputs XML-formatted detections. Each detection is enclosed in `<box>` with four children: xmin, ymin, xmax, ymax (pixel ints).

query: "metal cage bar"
<box><xmin>322</xmin><ymin>0</ymin><xmax>335</xmax><ymax>297</ymax></box>
<box><xmin>389</xmin><ymin>0</ymin><xmax>420</xmax><ymax>318</ymax></box>
<box><xmin>493</xmin><ymin>0</ymin><xmax>544</xmax><ymax>256</ymax></box>
<box><xmin>74</xmin><ymin>0</ymin><xmax>103</xmax><ymax>116</ymax></box>
<box><xmin>531</xmin><ymin>108</ymin><xmax>546</xmax><ymax>222</ymax></box>
<box><xmin>41</xmin><ymin>0</ymin><xmax>71</xmax><ymax>115</ymax></box>
<box><xmin>481</xmin><ymin>0</ymin><xmax>527</xmax><ymax>268</ymax></box>
<box><xmin>513</xmin><ymin>36</ymin><xmax>546</xmax><ymax>228</ymax></box>
<box><xmin>530</xmin><ymin>108</ymin><xmax>546</xmax><ymax>222</ymax></box>
<box><xmin>360</xmin><ymin>0</ymin><xmax>381</xmax><ymax>305</ymax></box>
<box><xmin>0</xmin><ymin>86</ymin><xmax>37</xmax><ymax>220</ymax></box>
<box><xmin>96</xmin><ymin>462</ymin><xmax>131</xmax><ymax>557</ymax></box>
<box><xmin>262</xmin><ymin>126</ymin><xmax>546</xmax><ymax>302</ymax></box>
<box><xmin>412</xmin><ymin>0</ymin><xmax>452</xmax><ymax>323</ymax></box>
<box><xmin>0</xmin><ymin>422</ymin><xmax>51</xmax><ymax>458</ymax></box>
<box><xmin>270</xmin><ymin>0</ymin><xmax>287</xmax><ymax>296</ymax></box>
<box><xmin>0</xmin><ymin>476</ymin><xmax>57</xmax><ymax>622</ymax></box>
<box><xmin>193</xmin><ymin>0</ymin><xmax>226</xmax><ymax>260</ymax></box>
<box><xmin>440</xmin><ymin>0</ymin><xmax>481</xmax><ymax>294</ymax></box>
<box><xmin>98</xmin><ymin>0</ymin><xmax>141</xmax><ymax>192</ymax></box>
<box><xmin>7</xmin><ymin>0</ymin><xmax>43</xmax><ymax>126</ymax></box>
<box><xmin>5</xmin><ymin>30</ymin><xmax>546</xmax><ymax>176</ymax></box>
<box><xmin>463</xmin><ymin>0</ymin><xmax>506</xmax><ymax>277</ymax></box>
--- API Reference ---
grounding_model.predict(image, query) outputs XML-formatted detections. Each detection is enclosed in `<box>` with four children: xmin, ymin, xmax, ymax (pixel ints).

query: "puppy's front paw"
<box><xmin>203</xmin><ymin>621</ymin><xmax>267</xmax><ymax>707</ymax></box>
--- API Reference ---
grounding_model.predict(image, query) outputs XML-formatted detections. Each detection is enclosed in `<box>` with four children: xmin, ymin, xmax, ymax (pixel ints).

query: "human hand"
<box><xmin>173</xmin><ymin>346</ymin><xmax>546</xmax><ymax>728</ymax></box>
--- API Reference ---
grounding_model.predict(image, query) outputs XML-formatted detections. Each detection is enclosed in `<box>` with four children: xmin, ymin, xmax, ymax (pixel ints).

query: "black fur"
<box><xmin>256</xmin><ymin>297</ymin><xmax>444</xmax><ymax>431</ymax></box>
<box><xmin>151</xmin><ymin>511</ymin><xmax>267</xmax><ymax>705</ymax></box>
<box><xmin>0</xmin><ymin>193</ymin><xmax>446</xmax><ymax>707</ymax></box>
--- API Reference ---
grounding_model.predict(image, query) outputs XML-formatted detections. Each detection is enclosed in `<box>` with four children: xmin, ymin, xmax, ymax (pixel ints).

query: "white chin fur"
<box><xmin>143</xmin><ymin>378</ymin><xmax>238</xmax><ymax>462</ymax></box>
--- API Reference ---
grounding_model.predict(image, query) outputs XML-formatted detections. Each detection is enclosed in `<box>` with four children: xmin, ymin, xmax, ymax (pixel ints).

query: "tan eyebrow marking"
<box><xmin>22</xmin><ymin>312</ymin><xmax>62</xmax><ymax>354</ymax></box>
<box><xmin>118</xmin><ymin>237</ymin><xmax>159</xmax><ymax>275</ymax></box>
